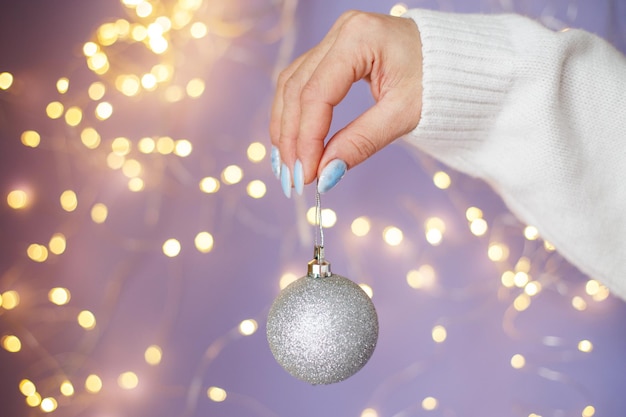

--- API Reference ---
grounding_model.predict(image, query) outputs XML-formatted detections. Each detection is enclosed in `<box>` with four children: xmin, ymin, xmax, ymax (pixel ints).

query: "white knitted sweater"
<box><xmin>403</xmin><ymin>9</ymin><xmax>626</xmax><ymax>300</ymax></box>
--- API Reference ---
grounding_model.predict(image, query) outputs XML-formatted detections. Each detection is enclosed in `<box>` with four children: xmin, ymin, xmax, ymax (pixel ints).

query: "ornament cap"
<box><xmin>308</xmin><ymin>245</ymin><xmax>331</xmax><ymax>278</ymax></box>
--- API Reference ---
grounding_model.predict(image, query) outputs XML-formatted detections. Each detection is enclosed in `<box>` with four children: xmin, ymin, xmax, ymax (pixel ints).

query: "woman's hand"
<box><xmin>269</xmin><ymin>10</ymin><xmax>423</xmax><ymax>197</ymax></box>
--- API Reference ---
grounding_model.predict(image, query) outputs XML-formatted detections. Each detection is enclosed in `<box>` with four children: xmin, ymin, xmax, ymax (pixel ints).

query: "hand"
<box><xmin>269</xmin><ymin>10</ymin><xmax>423</xmax><ymax>197</ymax></box>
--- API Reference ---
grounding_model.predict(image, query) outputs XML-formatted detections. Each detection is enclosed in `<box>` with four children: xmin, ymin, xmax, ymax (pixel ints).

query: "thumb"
<box><xmin>317</xmin><ymin>95</ymin><xmax>421</xmax><ymax>191</ymax></box>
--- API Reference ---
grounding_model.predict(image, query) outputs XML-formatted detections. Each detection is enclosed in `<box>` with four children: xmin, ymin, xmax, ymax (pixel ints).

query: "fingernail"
<box><xmin>317</xmin><ymin>159</ymin><xmax>347</xmax><ymax>194</ymax></box>
<box><xmin>294</xmin><ymin>159</ymin><xmax>304</xmax><ymax>196</ymax></box>
<box><xmin>280</xmin><ymin>163</ymin><xmax>291</xmax><ymax>198</ymax></box>
<box><xmin>271</xmin><ymin>146</ymin><xmax>281</xmax><ymax>179</ymax></box>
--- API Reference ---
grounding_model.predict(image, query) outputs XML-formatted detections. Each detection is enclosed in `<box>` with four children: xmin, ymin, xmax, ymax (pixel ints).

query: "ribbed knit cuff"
<box><xmin>402</xmin><ymin>8</ymin><xmax>515</xmax><ymax>172</ymax></box>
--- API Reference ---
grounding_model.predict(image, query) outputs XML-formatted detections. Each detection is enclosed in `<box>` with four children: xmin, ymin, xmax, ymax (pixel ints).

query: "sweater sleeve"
<box><xmin>402</xmin><ymin>9</ymin><xmax>626</xmax><ymax>300</ymax></box>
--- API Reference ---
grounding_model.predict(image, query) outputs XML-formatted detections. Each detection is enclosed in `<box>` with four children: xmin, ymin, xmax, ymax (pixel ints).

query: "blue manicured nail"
<box><xmin>280</xmin><ymin>163</ymin><xmax>291</xmax><ymax>198</ymax></box>
<box><xmin>294</xmin><ymin>159</ymin><xmax>304</xmax><ymax>196</ymax></box>
<box><xmin>317</xmin><ymin>159</ymin><xmax>347</xmax><ymax>194</ymax></box>
<box><xmin>271</xmin><ymin>146</ymin><xmax>281</xmax><ymax>179</ymax></box>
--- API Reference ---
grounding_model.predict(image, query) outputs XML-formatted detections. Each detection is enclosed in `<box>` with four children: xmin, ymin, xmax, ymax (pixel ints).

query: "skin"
<box><xmin>269</xmin><ymin>10</ymin><xmax>424</xmax><ymax>187</ymax></box>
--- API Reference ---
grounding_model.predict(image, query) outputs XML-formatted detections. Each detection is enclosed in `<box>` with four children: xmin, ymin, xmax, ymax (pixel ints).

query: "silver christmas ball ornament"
<box><xmin>267</xmin><ymin>246</ymin><xmax>378</xmax><ymax>384</ymax></box>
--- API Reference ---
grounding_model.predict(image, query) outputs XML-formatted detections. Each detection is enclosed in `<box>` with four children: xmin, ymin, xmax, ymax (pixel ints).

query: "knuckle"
<box><xmin>347</xmin><ymin>133</ymin><xmax>378</xmax><ymax>162</ymax></box>
<box><xmin>341</xmin><ymin>11</ymin><xmax>381</xmax><ymax>33</ymax></box>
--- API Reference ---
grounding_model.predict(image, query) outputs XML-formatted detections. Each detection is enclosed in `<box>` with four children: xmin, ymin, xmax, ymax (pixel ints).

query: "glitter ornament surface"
<box><xmin>267</xmin><ymin>273</ymin><xmax>379</xmax><ymax>385</ymax></box>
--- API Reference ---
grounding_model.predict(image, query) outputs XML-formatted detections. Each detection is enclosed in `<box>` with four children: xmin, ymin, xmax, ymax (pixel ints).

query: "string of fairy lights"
<box><xmin>0</xmin><ymin>1</ymin><xmax>621</xmax><ymax>417</ymax></box>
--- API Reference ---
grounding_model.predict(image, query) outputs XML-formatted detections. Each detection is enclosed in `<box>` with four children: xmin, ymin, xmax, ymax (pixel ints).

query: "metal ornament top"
<box><xmin>307</xmin><ymin>245</ymin><xmax>331</xmax><ymax>278</ymax></box>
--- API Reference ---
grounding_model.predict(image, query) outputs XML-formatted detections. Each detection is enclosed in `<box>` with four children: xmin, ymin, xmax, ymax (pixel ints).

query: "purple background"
<box><xmin>1</xmin><ymin>1</ymin><xmax>625</xmax><ymax>416</ymax></box>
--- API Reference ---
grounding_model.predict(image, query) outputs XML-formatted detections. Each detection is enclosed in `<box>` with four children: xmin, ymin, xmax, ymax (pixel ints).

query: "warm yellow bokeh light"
<box><xmin>510</xmin><ymin>353</ymin><xmax>526</xmax><ymax>369</ymax></box>
<box><xmin>592</xmin><ymin>285</ymin><xmax>610</xmax><ymax>302</ymax></box>
<box><xmin>582</xmin><ymin>405</ymin><xmax>596</xmax><ymax>417</ymax></box>
<box><xmin>470</xmin><ymin>218</ymin><xmax>488</xmax><ymax>236</ymax></box>
<box><xmin>85</xmin><ymin>374</ymin><xmax>102</xmax><ymax>393</ymax></box>
<box><xmin>174</xmin><ymin>139</ymin><xmax>193</xmax><ymax>157</ymax></box>
<box><xmin>56</xmin><ymin>77</ymin><xmax>70</xmax><ymax>94</ymax></box>
<box><xmin>21</xmin><ymin>130</ymin><xmax>41</xmax><ymax>148</ymax></box>
<box><xmin>406</xmin><ymin>265</ymin><xmax>436</xmax><ymax>289</ymax></box>
<box><xmin>359</xmin><ymin>283</ymin><xmax>374</xmax><ymax>299</ymax></box>
<box><xmin>194</xmin><ymin>232</ymin><xmax>214</xmax><ymax>253</ymax></box>
<box><xmin>60</xmin><ymin>380</ymin><xmax>74</xmax><ymax>396</ymax></box>
<box><xmin>64</xmin><ymin>106</ymin><xmax>83</xmax><ymax>126</ymax></box>
<box><xmin>207</xmin><ymin>386</ymin><xmax>227</xmax><ymax>402</ymax></box>
<box><xmin>138</xmin><ymin>137</ymin><xmax>156</xmax><ymax>153</ymax></box>
<box><xmin>152</xmin><ymin>63</ymin><xmax>172</xmax><ymax>82</ymax></box>
<box><xmin>2</xmin><ymin>335</ymin><xmax>22</xmax><ymax>352</ymax></box>
<box><xmin>524</xmin><ymin>281</ymin><xmax>542</xmax><ymax>296</ymax></box>
<box><xmin>145</xmin><ymin>345</ymin><xmax>163</xmax><ymax>365</ymax></box>
<box><xmin>585</xmin><ymin>279</ymin><xmax>600</xmax><ymax>296</ymax></box>
<box><xmin>156</xmin><ymin>136</ymin><xmax>175</xmax><ymax>154</ymax></box>
<box><xmin>19</xmin><ymin>379</ymin><xmax>36</xmax><ymax>396</ymax></box>
<box><xmin>26</xmin><ymin>392</ymin><xmax>42</xmax><ymax>407</ymax></box>
<box><xmin>111</xmin><ymin>136</ymin><xmax>131</xmax><ymax>155</ymax></box>
<box><xmin>136</xmin><ymin>1</ymin><xmax>154</xmax><ymax>18</ymax></box>
<box><xmin>49</xmin><ymin>287</ymin><xmax>71</xmax><ymax>306</ymax></box>
<box><xmin>513</xmin><ymin>271</ymin><xmax>530</xmax><ymax>288</ymax></box>
<box><xmin>465</xmin><ymin>206</ymin><xmax>483</xmax><ymax>221</ymax></box>
<box><xmin>190</xmin><ymin>21</ymin><xmax>208</xmax><ymax>38</ymax></box>
<box><xmin>578</xmin><ymin>339</ymin><xmax>593</xmax><ymax>353</ymax></box>
<box><xmin>0</xmin><ymin>72</ymin><xmax>14</xmax><ymax>89</ymax></box>
<box><xmin>246</xmin><ymin>142</ymin><xmax>266</xmax><ymax>162</ymax></box>
<box><xmin>122</xmin><ymin>159</ymin><xmax>142</xmax><ymax>178</ymax></box>
<box><xmin>200</xmin><ymin>177</ymin><xmax>220</xmax><ymax>194</ymax></box>
<box><xmin>7</xmin><ymin>189</ymin><xmax>29</xmax><ymax>210</ymax></box>
<box><xmin>390</xmin><ymin>3</ymin><xmax>408</xmax><ymax>17</ymax></box>
<box><xmin>501</xmin><ymin>270</ymin><xmax>515</xmax><ymax>288</ymax></box>
<box><xmin>46</xmin><ymin>101</ymin><xmax>64</xmax><ymax>119</ymax></box>
<box><xmin>279</xmin><ymin>272</ymin><xmax>298</xmax><ymax>290</ymax></box>
<box><xmin>487</xmin><ymin>242</ymin><xmax>509</xmax><ymax>262</ymax></box>
<box><xmin>351</xmin><ymin>216</ymin><xmax>371</xmax><ymax>237</ymax></box>
<box><xmin>98</xmin><ymin>22</ymin><xmax>118</xmax><ymax>46</ymax></box>
<box><xmin>83</xmin><ymin>41</ymin><xmax>99</xmax><ymax>57</ymax></box>
<box><xmin>544</xmin><ymin>240</ymin><xmax>556</xmax><ymax>251</ymax></box>
<box><xmin>87</xmin><ymin>52</ymin><xmax>109</xmax><ymax>74</ymax></box>
<box><xmin>149</xmin><ymin>36</ymin><xmax>168</xmax><ymax>54</ymax></box>
<box><xmin>48</xmin><ymin>233</ymin><xmax>67</xmax><ymax>255</ymax></box>
<box><xmin>40</xmin><ymin>397</ymin><xmax>58</xmax><ymax>413</ymax></box>
<box><xmin>118</xmin><ymin>371</ymin><xmax>139</xmax><ymax>390</ymax></box>
<box><xmin>91</xmin><ymin>203</ymin><xmax>108</xmax><ymax>224</ymax></box>
<box><xmin>163</xmin><ymin>238</ymin><xmax>181</xmax><ymax>257</ymax></box>
<box><xmin>523</xmin><ymin>225</ymin><xmax>540</xmax><ymax>240</ymax></box>
<box><xmin>118</xmin><ymin>74</ymin><xmax>141</xmax><ymax>96</ymax></box>
<box><xmin>513</xmin><ymin>293</ymin><xmax>531</xmax><ymax>311</ymax></box>
<box><xmin>80</xmin><ymin>127</ymin><xmax>101</xmax><ymax>149</ymax></box>
<box><xmin>305</xmin><ymin>207</ymin><xmax>337</xmax><ymax>227</ymax></box>
<box><xmin>88</xmin><ymin>82</ymin><xmax>106</xmax><ymax>100</ymax></box>
<box><xmin>222</xmin><ymin>165</ymin><xmax>243</xmax><ymax>185</ymax></box>
<box><xmin>572</xmin><ymin>296</ymin><xmax>587</xmax><ymax>311</ymax></box>
<box><xmin>422</xmin><ymin>396</ymin><xmax>438</xmax><ymax>411</ymax></box>
<box><xmin>164</xmin><ymin>85</ymin><xmax>184</xmax><ymax>102</ymax></box>
<box><xmin>432</xmin><ymin>325</ymin><xmax>447</xmax><ymax>343</ymax></box>
<box><xmin>141</xmin><ymin>73</ymin><xmax>157</xmax><ymax>90</ymax></box>
<box><xmin>247</xmin><ymin>180</ymin><xmax>267</xmax><ymax>199</ymax></box>
<box><xmin>77</xmin><ymin>310</ymin><xmax>96</xmax><ymax>330</ymax></box>
<box><xmin>60</xmin><ymin>189</ymin><xmax>78</xmax><ymax>212</ymax></box>
<box><xmin>127</xmin><ymin>178</ymin><xmax>142</xmax><ymax>190</ymax></box>
<box><xmin>27</xmin><ymin>243</ymin><xmax>49</xmax><ymax>263</ymax></box>
<box><xmin>186</xmin><ymin>78</ymin><xmax>205</xmax><ymax>98</ymax></box>
<box><xmin>383</xmin><ymin>226</ymin><xmax>403</xmax><ymax>246</ymax></box>
<box><xmin>433</xmin><ymin>171</ymin><xmax>451</xmax><ymax>189</ymax></box>
<box><xmin>95</xmin><ymin>101</ymin><xmax>113</xmax><ymax>120</ymax></box>
<box><xmin>239</xmin><ymin>319</ymin><xmax>258</xmax><ymax>336</ymax></box>
<box><xmin>425</xmin><ymin>217</ymin><xmax>445</xmax><ymax>245</ymax></box>
<box><xmin>2</xmin><ymin>290</ymin><xmax>20</xmax><ymax>310</ymax></box>
<box><xmin>361</xmin><ymin>408</ymin><xmax>378</xmax><ymax>417</ymax></box>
